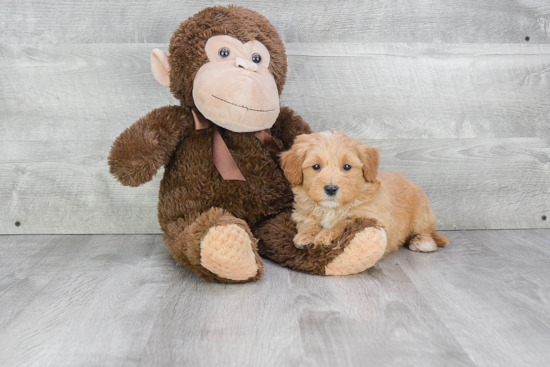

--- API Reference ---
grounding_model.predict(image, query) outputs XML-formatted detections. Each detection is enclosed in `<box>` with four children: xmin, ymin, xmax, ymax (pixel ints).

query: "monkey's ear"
<box><xmin>151</xmin><ymin>49</ymin><xmax>171</xmax><ymax>87</ymax></box>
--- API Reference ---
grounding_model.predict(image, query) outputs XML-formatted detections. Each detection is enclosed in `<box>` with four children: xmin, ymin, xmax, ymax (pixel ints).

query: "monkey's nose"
<box><xmin>235</xmin><ymin>57</ymin><xmax>259</xmax><ymax>72</ymax></box>
<box><xmin>324</xmin><ymin>184</ymin><xmax>339</xmax><ymax>197</ymax></box>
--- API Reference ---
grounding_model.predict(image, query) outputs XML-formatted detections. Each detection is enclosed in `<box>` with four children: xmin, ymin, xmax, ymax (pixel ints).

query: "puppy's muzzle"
<box><xmin>324</xmin><ymin>184</ymin><xmax>339</xmax><ymax>197</ymax></box>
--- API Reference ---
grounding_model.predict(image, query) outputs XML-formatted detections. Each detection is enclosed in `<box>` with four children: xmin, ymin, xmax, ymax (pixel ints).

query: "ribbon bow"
<box><xmin>192</xmin><ymin>109</ymin><xmax>282</xmax><ymax>181</ymax></box>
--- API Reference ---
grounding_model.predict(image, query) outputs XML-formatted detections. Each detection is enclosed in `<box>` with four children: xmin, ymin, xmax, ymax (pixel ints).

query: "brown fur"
<box><xmin>280</xmin><ymin>131</ymin><xmax>448</xmax><ymax>253</ymax></box>
<box><xmin>254</xmin><ymin>212</ymin><xmax>382</xmax><ymax>275</ymax></box>
<box><xmin>108</xmin><ymin>6</ymin><xmax>392</xmax><ymax>282</ymax></box>
<box><xmin>164</xmin><ymin>207</ymin><xmax>263</xmax><ymax>283</ymax></box>
<box><xmin>108</xmin><ymin>106</ymin><xmax>186</xmax><ymax>187</ymax></box>
<box><xmin>168</xmin><ymin>5</ymin><xmax>288</xmax><ymax>108</ymax></box>
<box><xmin>108</xmin><ymin>6</ymin><xmax>316</xmax><ymax>282</ymax></box>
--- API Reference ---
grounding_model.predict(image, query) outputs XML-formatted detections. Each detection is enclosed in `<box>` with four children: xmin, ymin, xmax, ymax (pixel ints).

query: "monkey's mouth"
<box><xmin>212</xmin><ymin>95</ymin><xmax>276</xmax><ymax>113</ymax></box>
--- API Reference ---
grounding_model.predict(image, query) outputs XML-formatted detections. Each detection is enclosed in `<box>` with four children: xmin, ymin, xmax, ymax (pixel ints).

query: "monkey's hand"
<box><xmin>108</xmin><ymin>106</ymin><xmax>186</xmax><ymax>187</ymax></box>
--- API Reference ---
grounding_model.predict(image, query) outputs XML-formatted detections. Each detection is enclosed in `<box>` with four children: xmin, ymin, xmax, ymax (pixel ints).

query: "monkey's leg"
<box><xmin>164</xmin><ymin>207</ymin><xmax>263</xmax><ymax>283</ymax></box>
<box><xmin>253</xmin><ymin>211</ymin><xmax>386</xmax><ymax>276</ymax></box>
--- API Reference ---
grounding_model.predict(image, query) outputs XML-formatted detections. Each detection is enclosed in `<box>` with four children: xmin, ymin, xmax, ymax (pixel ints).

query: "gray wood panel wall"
<box><xmin>1</xmin><ymin>1</ymin><xmax>549</xmax><ymax>234</ymax></box>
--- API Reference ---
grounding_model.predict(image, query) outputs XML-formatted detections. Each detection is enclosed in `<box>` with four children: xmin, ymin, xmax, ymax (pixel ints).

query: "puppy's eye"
<box><xmin>219</xmin><ymin>47</ymin><xmax>230</xmax><ymax>59</ymax></box>
<box><xmin>343</xmin><ymin>164</ymin><xmax>352</xmax><ymax>171</ymax></box>
<box><xmin>312</xmin><ymin>164</ymin><xmax>321</xmax><ymax>170</ymax></box>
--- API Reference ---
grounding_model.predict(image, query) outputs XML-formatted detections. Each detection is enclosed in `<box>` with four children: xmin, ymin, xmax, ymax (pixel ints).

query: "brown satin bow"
<box><xmin>192</xmin><ymin>109</ymin><xmax>282</xmax><ymax>181</ymax></box>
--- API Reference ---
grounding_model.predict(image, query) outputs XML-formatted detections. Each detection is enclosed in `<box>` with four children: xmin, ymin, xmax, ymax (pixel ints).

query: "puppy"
<box><xmin>280</xmin><ymin>131</ymin><xmax>448</xmax><ymax>253</ymax></box>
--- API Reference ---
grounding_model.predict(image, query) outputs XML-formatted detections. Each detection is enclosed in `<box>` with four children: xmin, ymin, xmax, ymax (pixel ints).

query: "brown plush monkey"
<box><xmin>108</xmin><ymin>6</ymin><xmax>383</xmax><ymax>282</ymax></box>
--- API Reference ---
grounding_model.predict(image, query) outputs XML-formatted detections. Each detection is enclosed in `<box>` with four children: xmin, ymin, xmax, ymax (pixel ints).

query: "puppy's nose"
<box><xmin>324</xmin><ymin>184</ymin><xmax>339</xmax><ymax>196</ymax></box>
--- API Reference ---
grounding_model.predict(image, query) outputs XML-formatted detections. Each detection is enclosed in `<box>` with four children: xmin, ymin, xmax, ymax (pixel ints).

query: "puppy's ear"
<box><xmin>280</xmin><ymin>134</ymin><xmax>311</xmax><ymax>187</ymax></box>
<box><xmin>356</xmin><ymin>144</ymin><xmax>379</xmax><ymax>182</ymax></box>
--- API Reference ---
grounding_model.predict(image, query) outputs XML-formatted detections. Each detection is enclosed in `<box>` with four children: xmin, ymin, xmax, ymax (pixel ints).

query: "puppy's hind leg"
<box><xmin>408</xmin><ymin>233</ymin><xmax>438</xmax><ymax>253</ymax></box>
<box><xmin>408</xmin><ymin>202</ymin><xmax>447</xmax><ymax>252</ymax></box>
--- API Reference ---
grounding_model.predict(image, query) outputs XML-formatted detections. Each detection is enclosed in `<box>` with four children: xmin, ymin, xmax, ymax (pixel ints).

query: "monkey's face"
<box><xmin>192</xmin><ymin>35</ymin><xmax>280</xmax><ymax>132</ymax></box>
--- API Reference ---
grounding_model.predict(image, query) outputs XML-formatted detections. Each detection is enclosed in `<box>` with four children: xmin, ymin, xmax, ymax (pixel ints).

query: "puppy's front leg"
<box><xmin>313</xmin><ymin>221</ymin><xmax>352</xmax><ymax>248</ymax></box>
<box><xmin>293</xmin><ymin>222</ymin><xmax>322</xmax><ymax>249</ymax></box>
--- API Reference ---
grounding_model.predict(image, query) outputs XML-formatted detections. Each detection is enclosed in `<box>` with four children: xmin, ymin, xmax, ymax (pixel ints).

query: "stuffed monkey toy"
<box><xmin>108</xmin><ymin>6</ymin><xmax>386</xmax><ymax>283</ymax></box>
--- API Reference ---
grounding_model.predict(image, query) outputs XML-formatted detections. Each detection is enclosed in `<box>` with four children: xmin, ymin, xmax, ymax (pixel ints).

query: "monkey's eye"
<box><xmin>251</xmin><ymin>53</ymin><xmax>262</xmax><ymax>63</ymax></box>
<box><xmin>343</xmin><ymin>164</ymin><xmax>352</xmax><ymax>171</ymax></box>
<box><xmin>312</xmin><ymin>164</ymin><xmax>321</xmax><ymax>170</ymax></box>
<box><xmin>219</xmin><ymin>48</ymin><xmax>230</xmax><ymax>59</ymax></box>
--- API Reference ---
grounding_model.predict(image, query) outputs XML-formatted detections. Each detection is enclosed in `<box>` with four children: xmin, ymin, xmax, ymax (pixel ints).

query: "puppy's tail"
<box><xmin>432</xmin><ymin>231</ymin><xmax>449</xmax><ymax>247</ymax></box>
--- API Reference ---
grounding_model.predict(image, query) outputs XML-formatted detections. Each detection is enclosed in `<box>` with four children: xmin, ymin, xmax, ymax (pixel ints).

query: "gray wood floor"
<box><xmin>1</xmin><ymin>230</ymin><xmax>549</xmax><ymax>367</ymax></box>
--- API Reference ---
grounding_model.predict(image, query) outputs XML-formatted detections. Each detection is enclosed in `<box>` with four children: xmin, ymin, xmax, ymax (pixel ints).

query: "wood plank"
<box><xmin>1</xmin><ymin>231</ymin><xmax>549</xmax><ymax>366</ymax></box>
<box><xmin>395</xmin><ymin>231</ymin><xmax>550</xmax><ymax>367</ymax></box>
<box><xmin>0</xmin><ymin>44</ymin><xmax>178</xmax><ymax>142</ymax></box>
<box><xmin>0</xmin><ymin>234</ymin><xmax>475</xmax><ymax>367</ymax></box>
<box><xmin>0</xmin><ymin>235</ymin><xmax>306</xmax><ymax>367</ymax></box>
<box><xmin>1</xmin><ymin>0</ymin><xmax>549</xmax><ymax>44</ymax></box>
<box><xmin>288</xmin><ymin>262</ymin><xmax>475</xmax><ymax>367</ymax></box>
<box><xmin>1</xmin><ymin>42</ymin><xmax>549</xmax><ymax>233</ymax></box>
<box><xmin>138</xmin><ymin>260</ymin><xmax>305</xmax><ymax>367</ymax></box>
<box><xmin>462</xmin><ymin>229</ymin><xmax>550</xmax><ymax>297</ymax></box>
<box><xmin>1</xmin><ymin>43</ymin><xmax>549</xmax><ymax>142</ymax></box>
<box><xmin>0</xmin><ymin>235</ymin><xmax>176</xmax><ymax>367</ymax></box>
<box><xmin>0</xmin><ymin>235</ymin><xmax>62</xmax><ymax>329</ymax></box>
<box><xmin>285</xmin><ymin>43</ymin><xmax>550</xmax><ymax>139</ymax></box>
<box><xmin>1</xmin><ymin>138</ymin><xmax>548</xmax><ymax>234</ymax></box>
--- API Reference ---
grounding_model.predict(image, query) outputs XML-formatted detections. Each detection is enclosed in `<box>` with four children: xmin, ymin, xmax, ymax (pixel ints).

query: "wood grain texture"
<box><xmin>0</xmin><ymin>44</ymin><xmax>177</xmax><ymax>142</ymax></box>
<box><xmin>396</xmin><ymin>230</ymin><xmax>550</xmax><ymax>367</ymax></box>
<box><xmin>137</xmin><ymin>258</ymin><xmax>305</xmax><ymax>367</ymax></box>
<box><xmin>1</xmin><ymin>0</ymin><xmax>549</xmax><ymax>44</ymax></box>
<box><xmin>2</xmin><ymin>42</ymin><xmax>549</xmax><ymax>233</ymax></box>
<box><xmin>1</xmin><ymin>138</ymin><xmax>548</xmax><ymax>234</ymax></box>
<box><xmin>286</xmin><ymin>43</ymin><xmax>550</xmax><ymax>139</ymax></box>
<box><xmin>288</xmin><ymin>264</ymin><xmax>475</xmax><ymax>367</ymax></box>
<box><xmin>1</xmin><ymin>43</ymin><xmax>549</xmax><ymax>142</ymax></box>
<box><xmin>2</xmin><ymin>33</ymin><xmax>549</xmax><ymax>234</ymax></box>
<box><xmin>0</xmin><ymin>235</ymin><xmax>178</xmax><ymax>367</ymax></box>
<box><xmin>1</xmin><ymin>231</ymin><xmax>549</xmax><ymax>366</ymax></box>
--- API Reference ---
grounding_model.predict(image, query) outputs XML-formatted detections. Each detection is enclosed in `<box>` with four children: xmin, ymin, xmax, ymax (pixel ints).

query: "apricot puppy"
<box><xmin>280</xmin><ymin>131</ymin><xmax>448</xmax><ymax>253</ymax></box>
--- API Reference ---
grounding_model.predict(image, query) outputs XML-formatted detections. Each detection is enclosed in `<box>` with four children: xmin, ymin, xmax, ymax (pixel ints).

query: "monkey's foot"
<box><xmin>325</xmin><ymin>227</ymin><xmax>387</xmax><ymax>276</ymax></box>
<box><xmin>200</xmin><ymin>224</ymin><xmax>260</xmax><ymax>281</ymax></box>
<box><xmin>164</xmin><ymin>207</ymin><xmax>263</xmax><ymax>283</ymax></box>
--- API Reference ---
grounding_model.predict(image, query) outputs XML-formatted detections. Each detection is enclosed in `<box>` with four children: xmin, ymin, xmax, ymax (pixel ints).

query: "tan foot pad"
<box><xmin>200</xmin><ymin>224</ymin><xmax>258</xmax><ymax>281</ymax></box>
<box><xmin>325</xmin><ymin>227</ymin><xmax>387</xmax><ymax>276</ymax></box>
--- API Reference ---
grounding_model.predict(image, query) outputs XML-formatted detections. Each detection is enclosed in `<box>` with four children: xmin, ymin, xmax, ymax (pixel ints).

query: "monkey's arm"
<box><xmin>108</xmin><ymin>106</ymin><xmax>188</xmax><ymax>187</ymax></box>
<box><xmin>270</xmin><ymin>106</ymin><xmax>313</xmax><ymax>150</ymax></box>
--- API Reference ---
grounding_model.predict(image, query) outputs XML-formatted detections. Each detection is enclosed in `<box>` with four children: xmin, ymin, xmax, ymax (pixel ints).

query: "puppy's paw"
<box><xmin>293</xmin><ymin>232</ymin><xmax>315</xmax><ymax>249</ymax></box>
<box><xmin>409</xmin><ymin>234</ymin><xmax>437</xmax><ymax>253</ymax></box>
<box><xmin>313</xmin><ymin>230</ymin><xmax>339</xmax><ymax>247</ymax></box>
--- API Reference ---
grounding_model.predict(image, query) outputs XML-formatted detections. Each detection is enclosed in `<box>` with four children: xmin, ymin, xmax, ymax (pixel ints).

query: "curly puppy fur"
<box><xmin>280</xmin><ymin>131</ymin><xmax>448</xmax><ymax>253</ymax></box>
